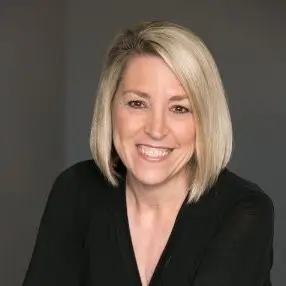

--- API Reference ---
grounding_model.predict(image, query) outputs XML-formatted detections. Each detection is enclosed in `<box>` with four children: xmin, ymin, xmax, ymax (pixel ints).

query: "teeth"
<box><xmin>138</xmin><ymin>145</ymin><xmax>170</xmax><ymax>158</ymax></box>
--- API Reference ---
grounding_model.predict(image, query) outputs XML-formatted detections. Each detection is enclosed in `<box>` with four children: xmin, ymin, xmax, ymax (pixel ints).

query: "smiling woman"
<box><xmin>91</xmin><ymin>21</ymin><xmax>233</xmax><ymax>203</ymax></box>
<box><xmin>23</xmin><ymin>21</ymin><xmax>274</xmax><ymax>286</ymax></box>
<box><xmin>112</xmin><ymin>55</ymin><xmax>196</xmax><ymax>193</ymax></box>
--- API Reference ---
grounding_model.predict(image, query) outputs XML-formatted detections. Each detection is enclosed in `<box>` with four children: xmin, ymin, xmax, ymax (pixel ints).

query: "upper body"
<box><xmin>23</xmin><ymin>160</ymin><xmax>273</xmax><ymax>286</ymax></box>
<box><xmin>24</xmin><ymin>21</ymin><xmax>274</xmax><ymax>285</ymax></box>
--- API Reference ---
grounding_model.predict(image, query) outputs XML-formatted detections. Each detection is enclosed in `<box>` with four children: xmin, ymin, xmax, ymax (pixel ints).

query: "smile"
<box><xmin>137</xmin><ymin>145</ymin><xmax>172</xmax><ymax>160</ymax></box>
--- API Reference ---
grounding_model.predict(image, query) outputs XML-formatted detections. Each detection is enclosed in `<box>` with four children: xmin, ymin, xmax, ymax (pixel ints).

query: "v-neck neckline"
<box><xmin>114</xmin><ymin>176</ymin><xmax>189</xmax><ymax>286</ymax></box>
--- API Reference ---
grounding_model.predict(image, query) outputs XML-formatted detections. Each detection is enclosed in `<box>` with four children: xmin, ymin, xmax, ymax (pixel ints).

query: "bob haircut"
<box><xmin>90</xmin><ymin>20</ymin><xmax>233</xmax><ymax>202</ymax></box>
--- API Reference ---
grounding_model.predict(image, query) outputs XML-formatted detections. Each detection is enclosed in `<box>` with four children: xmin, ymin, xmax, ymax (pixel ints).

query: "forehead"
<box><xmin>119</xmin><ymin>55</ymin><xmax>186</xmax><ymax>96</ymax></box>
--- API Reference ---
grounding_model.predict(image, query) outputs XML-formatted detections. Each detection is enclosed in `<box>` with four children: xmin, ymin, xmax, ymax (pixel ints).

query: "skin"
<box><xmin>112</xmin><ymin>55</ymin><xmax>196</xmax><ymax>285</ymax></box>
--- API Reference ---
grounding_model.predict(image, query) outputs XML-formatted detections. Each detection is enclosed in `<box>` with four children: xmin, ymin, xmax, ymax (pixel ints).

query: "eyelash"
<box><xmin>170</xmin><ymin>105</ymin><xmax>190</xmax><ymax>114</ymax></box>
<box><xmin>127</xmin><ymin>100</ymin><xmax>147</xmax><ymax>109</ymax></box>
<box><xmin>127</xmin><ymin>100</ymin><xmax>190</xmax><ymax>114</ymax></box>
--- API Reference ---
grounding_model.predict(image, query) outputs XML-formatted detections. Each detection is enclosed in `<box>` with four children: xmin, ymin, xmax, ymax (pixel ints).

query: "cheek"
<box><xmin>112</xmin><ymin>103</ymin><xmax>128</xmax><ymax>134</ymax></box>
<box><xmin>174</xmin><ymin>120</ymin><xmax>196</xmax><ymax>147</ymax></box>
<box><xmin>112</xmin><ymin>106</ymin><xmax>141</xmax><ymax>141</ymax></box>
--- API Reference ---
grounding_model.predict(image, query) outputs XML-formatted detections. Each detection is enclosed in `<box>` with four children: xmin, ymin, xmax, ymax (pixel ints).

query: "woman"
<box><xmin>23</xmin><ymin>21</ymin><xmax>274</xmax><ymax>286</ymax></box>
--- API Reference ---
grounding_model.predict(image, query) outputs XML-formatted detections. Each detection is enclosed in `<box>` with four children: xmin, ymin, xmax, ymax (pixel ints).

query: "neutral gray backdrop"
<box><xmin>1</xmin><ymin>1</ymin><xmax>285</xmax><ymax>285</ymax></box>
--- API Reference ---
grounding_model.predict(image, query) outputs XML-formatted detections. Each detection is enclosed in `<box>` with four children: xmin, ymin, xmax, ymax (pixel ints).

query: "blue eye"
<box><xmin>127</xmin><ymin>100</ymin><xmax>147</xmax><ymax>109</ymax></box>
<box><xmin>170</xmin><ymin>105</ymin><xmax>190</xmax><ymax>114</ymax></box>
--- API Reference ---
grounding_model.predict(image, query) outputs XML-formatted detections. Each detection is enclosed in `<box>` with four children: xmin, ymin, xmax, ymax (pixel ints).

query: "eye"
<box><xmin>127</xmin><ymin>100</ymin><xmax>147</xmax><ymax>109</ymax></box>
<box><xmin>170</xmin><ymin>105</ymin><xmax>190</xmax><ymax>114</ymax></box>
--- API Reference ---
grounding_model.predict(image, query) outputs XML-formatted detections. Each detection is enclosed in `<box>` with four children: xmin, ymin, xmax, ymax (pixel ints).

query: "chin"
<box><xmin>130</xmin><ymin>168</ymin><xmax>172</xmax><ymax>187</ymax></box>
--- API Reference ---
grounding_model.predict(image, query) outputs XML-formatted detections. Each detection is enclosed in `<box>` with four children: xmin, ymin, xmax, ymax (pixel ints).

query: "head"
<box><xmin>90</xmin><ymin>20</ymin><xmax>233</xmax><ymax>202</ymax></box>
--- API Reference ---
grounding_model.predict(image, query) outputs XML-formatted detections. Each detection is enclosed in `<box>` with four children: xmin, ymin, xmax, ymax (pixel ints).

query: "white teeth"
<box><xmin>138</xmin><ymin>145</ymin><xmax>170</xmax><ymax>158</ymax></box>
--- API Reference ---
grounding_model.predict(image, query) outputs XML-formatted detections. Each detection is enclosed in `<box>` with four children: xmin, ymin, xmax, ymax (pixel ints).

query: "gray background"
<box><xmin>1</xmin><ymin>0</ymin><xmax>285</xmax><ymax>285</ymax></box>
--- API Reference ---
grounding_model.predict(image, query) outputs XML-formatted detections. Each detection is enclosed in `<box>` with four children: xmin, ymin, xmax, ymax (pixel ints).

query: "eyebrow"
<box><xmin>123</xmin><ymin>90</ymin><xmax>150</xmax><ymax>99</ymax></box>
<box><xmin>123</xmin><ymin>90</ymin><xmax>189</xmax><ymax>101</ymax></box>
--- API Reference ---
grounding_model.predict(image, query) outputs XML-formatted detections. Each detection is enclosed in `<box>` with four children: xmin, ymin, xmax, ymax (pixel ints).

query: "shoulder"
<box><xmin>55</xmin><ymin>160</ymin><xmax>107</xmax><ymax>186</ymax></box>
<box><xmin>192</xmin><ymin>170</ymin><xmax>274</xmax><ymax>285</ymax></box>
<box><xmin>40</xmin><ymin>160</ymin><xmax>115</xmax><ymax>237</ymax></box>
<box><xmin>212</xmin><ymin>169</ymin><xmax>274</xmax><ymax>229</ymax></box>
<box><xmin>217</xmin><ymin>169</ymin><xmax>273</xmax><ymax>208</ymax></box>
<box><xmin>46</xmin><ymin>160</ymin><xmax>113</xmax><ymax>215</ymax></box>
<box><xmin>52</xmin><ymin>160</ymin><xmax>113</xmax><ymax>198</ymax></box>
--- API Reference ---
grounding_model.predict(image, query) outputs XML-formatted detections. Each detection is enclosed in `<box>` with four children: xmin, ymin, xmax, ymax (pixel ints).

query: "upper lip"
<box><xmin>136</xmin><ymin>144</ymin><xmax>173</xmax><ymax>150</ymax></box>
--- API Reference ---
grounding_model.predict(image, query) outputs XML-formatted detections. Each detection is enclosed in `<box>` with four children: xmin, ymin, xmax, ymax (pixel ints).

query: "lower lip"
<box><xmin>136</xmin><ymin>146</ymin><xmax>172</xmax><ymax>162</ymax></box>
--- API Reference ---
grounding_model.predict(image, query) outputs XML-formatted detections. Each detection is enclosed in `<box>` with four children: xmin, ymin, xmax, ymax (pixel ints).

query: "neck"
<box><xmin>125</xmin><ymin>170</ymin><xmax>189</xmax><ymax>214</ymax></box>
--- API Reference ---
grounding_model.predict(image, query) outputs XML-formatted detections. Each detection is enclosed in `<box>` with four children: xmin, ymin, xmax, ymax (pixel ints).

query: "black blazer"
<box><xmin>23</xmin><ymin>160</ymin><xmax>274</xmax><ymax>286</ymax></box>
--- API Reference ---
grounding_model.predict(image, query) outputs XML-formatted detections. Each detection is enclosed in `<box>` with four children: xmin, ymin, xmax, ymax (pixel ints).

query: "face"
<box><xmin>112</xmin><ymin>55</ymin><xmax>196</xmax><ymax>188</ymax></box>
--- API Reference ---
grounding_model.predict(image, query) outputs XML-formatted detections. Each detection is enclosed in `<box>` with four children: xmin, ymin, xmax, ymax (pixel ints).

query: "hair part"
<box><xmin>90</xmin><ymin>20</ymin><xmax>233</xmax><ymax>202</ymax></box>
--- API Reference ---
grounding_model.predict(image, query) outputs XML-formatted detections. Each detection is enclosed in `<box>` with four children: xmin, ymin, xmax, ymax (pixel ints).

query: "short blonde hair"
<box><xmin>90</xmin><ymin>20</ymin><xmax>233</xmax><ymax>202</ymax></box>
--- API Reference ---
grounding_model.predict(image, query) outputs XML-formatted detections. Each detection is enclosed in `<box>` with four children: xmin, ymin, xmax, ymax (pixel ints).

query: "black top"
<box><xmin>23</xmin><ymin>160</ymin><xmax>274</xmax><ymax>286</ymax></box>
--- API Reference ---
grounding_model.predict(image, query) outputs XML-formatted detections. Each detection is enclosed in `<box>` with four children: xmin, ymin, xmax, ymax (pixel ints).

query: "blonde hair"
<box><xmin>90</xmin><ymin>20</ymin><xmax>233</xmax><ymax>202</ymax></box>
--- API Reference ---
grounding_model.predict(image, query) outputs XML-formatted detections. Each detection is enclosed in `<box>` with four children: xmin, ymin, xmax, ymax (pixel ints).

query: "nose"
<box><xmin>144</xmin><ymin>109</ymin><xmax>168</xmax><ymax>140</ymax></box>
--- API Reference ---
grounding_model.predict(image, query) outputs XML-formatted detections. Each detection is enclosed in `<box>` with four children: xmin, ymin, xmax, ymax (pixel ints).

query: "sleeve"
<box><xmin>193</xmin><ymin>192</ymin><xmax>274</xmax><ymax>286</ymax></box>
<box><xmin>23</xmin><ymin>169</ymin><xmax>89</xmax><ymax>286</ymax></box>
